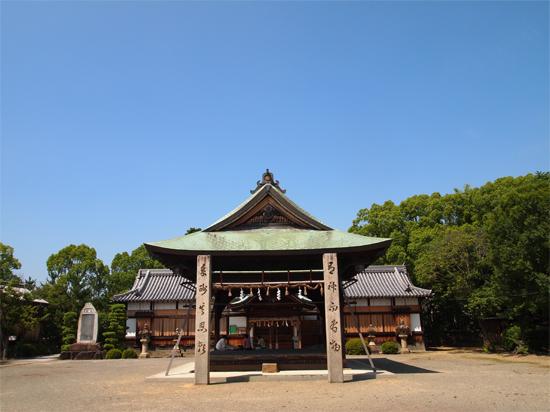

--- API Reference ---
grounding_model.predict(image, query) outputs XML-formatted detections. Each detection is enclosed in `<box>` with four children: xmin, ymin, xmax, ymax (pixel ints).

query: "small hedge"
<box><xmin>105</xmin><ymin>349</ymin><xmax>122</xmax><ymax>359</ymax></box>
<box><xmin>122</xmin><ymin>348</ymin><xmax>138</xmax><ymax>359</ymax></box>
<box><xmin>380</xmin><ymin>340</ymin><xmax>400</xmax><ymax>354</ymax></box>
<box><xmin>345</xmin><ymin>338</ymin><xmax>366</xmax><ymax>355</ymax></box>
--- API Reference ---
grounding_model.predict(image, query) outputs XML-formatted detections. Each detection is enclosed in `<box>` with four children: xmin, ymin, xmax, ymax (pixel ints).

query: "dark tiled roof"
<box><xmin>113</xmin><ymin>266</ymin><xmax>431</xmax><ymax>303</ymax></box>
<box><xmin>345</xmin><ymin>265</ymin><xmax>431</xmax><ymax>298</ymax></box>
<box><xmin>113</xmin><ymin>269</ymin><xmax>194</xmax><ymax>302</ymax></box>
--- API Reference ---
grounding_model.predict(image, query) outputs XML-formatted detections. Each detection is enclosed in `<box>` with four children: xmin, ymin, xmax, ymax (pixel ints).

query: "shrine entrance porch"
<box><xmin>210</xmin><ymin>348</ymin><xmax>327</xmax><ymax>372</ymax></box>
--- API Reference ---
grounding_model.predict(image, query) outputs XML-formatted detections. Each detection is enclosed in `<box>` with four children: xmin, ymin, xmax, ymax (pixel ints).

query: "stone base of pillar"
<box><xmin>399</xmin><ymin>336</ymin><xmax>410</xmax><ymax>353</ymax></box>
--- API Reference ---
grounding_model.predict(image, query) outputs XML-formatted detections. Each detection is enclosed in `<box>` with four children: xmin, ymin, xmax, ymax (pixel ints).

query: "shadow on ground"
<box><xmin>370</xmin><ymin>357</ymin><xmax>439</xmax><ymax>374</ymax></box>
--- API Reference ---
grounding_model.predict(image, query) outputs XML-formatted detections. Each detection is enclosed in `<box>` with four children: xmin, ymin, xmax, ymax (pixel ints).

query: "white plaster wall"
<box><xmin>154</xmin><ymin>302</ymin><xmax>177</xmax><ymax>310</ymax></box>
<box><xmin>410</xmin><ymin>313</ymin><xmax>422</xmax><ymax>332</ymax></box>
<box><xmin>128</xmin><ymin>302</ymin><xmax>151</xmax><ymax>311</ymax></box>
<box><xmin>395</xmin><ymin>297</ymin><xmax>419</xmax><ymax>306</ymax></box>
<box><xmin>370</xmin><ymin>298</ymin><xmax>392</xmax><ymax>306</ymax></box>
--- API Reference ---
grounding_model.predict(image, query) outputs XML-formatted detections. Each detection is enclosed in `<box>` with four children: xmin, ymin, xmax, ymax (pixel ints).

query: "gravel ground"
<box><xmin>1</xmin><ymin>350</ymin><xmax>549</xmax><ymax>412</ymax></box>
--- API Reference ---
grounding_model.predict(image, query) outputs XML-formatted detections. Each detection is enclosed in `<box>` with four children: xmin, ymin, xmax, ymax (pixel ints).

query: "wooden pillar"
<box><xmin>194</xmin><ymin>255</ymin><xmax>212</xmax><ymax>385</ymax></box>
<box><xmin>323</xmin><ymin>253</ymin><xmax>344</xmax><ymax>383</ymax></box>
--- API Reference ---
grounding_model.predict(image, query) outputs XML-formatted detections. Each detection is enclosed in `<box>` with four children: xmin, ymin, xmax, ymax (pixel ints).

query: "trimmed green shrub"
<box><xmin>61</xmin><ymin>312</ymin><xmax>77</xmax><ymax>349</ymax></box>
<box><xmin>381</xmin><ymin>340</ymin><xmax>400</xmax><ymax>354</ymax></box>
<box><xmin>102</xmin><ymin>304</ymin><xmax>126</xmax><ymax>351</ymax></box>
<box><xmin>105</xmin><ymin>349</ymin><xmax>122</xmax><ymax>359</ymax></box>
<box><xmin>103</xmin><ymin>332</ymin><xmax>116</xmax><ymax>350</ymax></box>
<box><xmin>61</xmin><ymin>344</ymin><xmax>71</xmax><ymax>352</ymax></box>
<box><xmin>345</xmin><ymin>338</ymin><xmax>366</xmax><ymax>355</ymax></box>
<box><xmin>122</xmin><ymin>348</ymin><xmax>138</xmax><ymax>359</ymax></box>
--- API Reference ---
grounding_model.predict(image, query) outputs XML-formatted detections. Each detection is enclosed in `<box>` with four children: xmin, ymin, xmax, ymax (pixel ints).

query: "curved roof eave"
<box><xmin>144</xmin><ymin>229</ymin><xmax>392</xmax><ymax>255</ymax></box>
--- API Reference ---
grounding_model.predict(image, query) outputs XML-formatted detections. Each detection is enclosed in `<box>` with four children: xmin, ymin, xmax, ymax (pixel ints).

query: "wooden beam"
<box><xmin>323</xmin><ymin>253</ymin><xmax>344</xmax><ymax>383</ymax></box>
<box><xmin>194</xmin><ymin>255</ymin><xmax>212</xmax><ymax>385</ymax></box>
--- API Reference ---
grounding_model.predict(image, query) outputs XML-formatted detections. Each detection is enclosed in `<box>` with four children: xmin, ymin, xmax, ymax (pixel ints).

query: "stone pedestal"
<box><xmin>399</xmin><ymin>335</ymin><xmax>410</xmax><ymax>353</ymax></box>
<box><xmin>367</xmin><ymin>338</ymin><xmax>378</xmax><ymax>354</ymax></box>
<box><xmin>139</xmin><ymin>338</ymin><xmax>150</xmax><ymax>359</ymax></box>
<box><xmin>396</xmin><ymin>319</ymin><xmax>411</xmax><ymax>354</ymax></box>
<box><xmin>60</xmin><ymin>343</ymin><xmax>102</xmax><ymax>360</ymax></box>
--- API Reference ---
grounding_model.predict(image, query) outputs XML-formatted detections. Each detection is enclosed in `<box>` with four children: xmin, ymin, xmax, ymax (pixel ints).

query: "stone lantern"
<box><xmin>367</xmin><ymin>323</ymin><xmax>377</xmax><ymax>352</ymax></box>
<box><xmin>395</xmin><ymin>319</ymin><xmax>411</xmax><ymax>353</ymax></box>
<box><xmin>139</xmin><ymin>323</ymin><xmax>151</xmax><ymax>359</ymax></box>
<box><xmin>171</xmin><ymin>328</ymin><xmax>183</xmax><ymax>357</ymax></box>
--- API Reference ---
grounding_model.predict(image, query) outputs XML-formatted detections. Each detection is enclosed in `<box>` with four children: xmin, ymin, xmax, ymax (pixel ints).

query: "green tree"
<box><xmin>38</xmin><ymin>244</ymin><xmax>109</xmax><ymax>349</ymax></box>
<box><xmin>109</xmin><ymin>245</ymin><xmax>164</xmax><ymax>296</ymax></box>
<box><xmin>415</xmin><ymin>225</ymin><xmax>493</xmax><ymax>345</ymax></box>
<box><xmin>0</xmin><ymin>282</ymin><xmax>42</xmax><ymax>359</ymax></box>
<box><xmin>44</xmin><ymin>244</ymin><xmax>109</xmax><ymax>312</ymax></box>
<box><xmin>0</xmin><ymin>243</ymin><xmax>22</xmax><ymax>284</ymax></box>
<box><xmin>481</xmin><ymin>173</ymin><xmax>550</xmax><ymax>349</ymax></box>
<box><xmin>350</xmin><ymin>172</ymin><xmax>550</xmax><ymax>351</ymax></box>
<box><xmin>185</xmin><ymin>227</ymin><xmax>202</xmax><ymax>234</ymax></box>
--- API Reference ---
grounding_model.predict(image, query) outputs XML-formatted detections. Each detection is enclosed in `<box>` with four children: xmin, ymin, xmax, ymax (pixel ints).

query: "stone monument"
<box><xmin>60</xmin><ymin>303</ymin><xmax>103</xmax><ymax>360</ymax></box>
<box><xmin>77</xmin><ymin>302</ymin><xmax>99</xmax><ymax>344</ymax></box>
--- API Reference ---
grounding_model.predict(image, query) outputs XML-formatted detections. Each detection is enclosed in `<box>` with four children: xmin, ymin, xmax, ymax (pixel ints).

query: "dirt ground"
<box><xmin>1</xmin><ymin>350</ymin><xmax>549</xmax><ymax>412</ymax></box>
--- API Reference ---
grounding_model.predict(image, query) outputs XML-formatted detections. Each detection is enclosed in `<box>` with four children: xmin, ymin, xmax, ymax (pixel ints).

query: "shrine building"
<box><xmin>115</xmin><ymin>170</ymin><xmax>431</xmax><ymax>384</ymax></box>
<box><xmin>115</xmin><ymin>265</ymin><xmax>431</xmax><ymax>350</ymax></box>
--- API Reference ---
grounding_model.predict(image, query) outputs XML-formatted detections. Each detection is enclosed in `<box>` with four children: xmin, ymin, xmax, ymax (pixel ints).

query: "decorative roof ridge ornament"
<box><xmin>251</xmin><ymin>169</ymin><xmax>286</xmax><ymax>194</ymax></box>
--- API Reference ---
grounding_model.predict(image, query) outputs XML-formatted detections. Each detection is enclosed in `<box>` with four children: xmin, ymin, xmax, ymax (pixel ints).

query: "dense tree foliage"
<box><xmin>37</xmin><ymin>244</ymin><xmax>110</xmax><ymax>347</ymax></box>
<box><xmin>0</xmin><ymin>245</ymin><xmax>48</xmax><ymax>358</ymax></box>
<box><xmin>0</xmin><ymin>242</ymin><xmax>22</xmax><ymax>283</ymax></box>
<box><xmin>109</xmin><ymin>245</ymin><xmax>165</xmax><ymax>297</ymax></box>
<box><xmin>0</xmin><ymin>282</ymin><xmax>44</xmax><ymax>359</ymax></box>
<box><xmin>42</xmin><ymin>244</ymin><xmax>110</xmax><ymax>313</ymax></box>
<box><xmin>350</xmin><ymin>173</ymin><xmax>550</xmax><ymax>351</ymax></box>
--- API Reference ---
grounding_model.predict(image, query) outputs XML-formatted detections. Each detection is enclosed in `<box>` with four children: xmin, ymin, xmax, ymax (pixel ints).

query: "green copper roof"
<box><xmin>146</xmin><ymin>171</ymin><xmax>392</xmax><ymax>259</ymax></box>
<box><xmin>146</xmin><ymin>228</ymin><xmax>391</xmax><ymax>253</ymax></box>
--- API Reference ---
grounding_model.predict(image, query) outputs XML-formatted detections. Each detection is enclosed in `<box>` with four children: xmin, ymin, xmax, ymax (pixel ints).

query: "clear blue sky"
<box><xmin>1</xmin><ymin>1</ymin><xmax>548</xmax><ymax>282</ymax></box>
